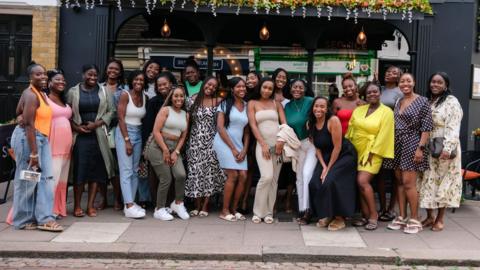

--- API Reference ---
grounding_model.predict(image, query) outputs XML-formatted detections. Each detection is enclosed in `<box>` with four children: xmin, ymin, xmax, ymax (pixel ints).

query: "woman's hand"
<box><xmin>237</xmin><ymin>149</ymin><xmax>247</xmax><ymax>162</ymax></box>
<box><xmin>16</xmin><ymin>115</ymin><xmax>24</xmax><ymax>127</ymax></box>
<box><xmin>320</xmin><ymin>167</ymin><xmax>329</xmax><ymax>183</ymax></box>
<box><xmin>125</xmin><ymin>141</ymin><xmax>133</xmax><ymax>156</ymax></box>
<box><xmin>28</xmin><ymin>155</ymin><xmax>39</xmax><ymax>171</ymax></box>
<box><xmin>169</xmin><ymin>152</ymin><xmax>178</xmax><ymax>166</ymax></box>
<box><xmin>275</xmin><ymin>141</ymin><xmax>285</xmax><ymax>156</ymax></box>
<box><xmin>439</xmin><ymin>151</ymin><xmax>450</xmax><ymax>160</ymax></box>
<box><xmin>261</xmin><ymin>143</ymin><xmax>271</xmax><ymax>160</ymax></box>
<box><xmin>85</xmin><ymin>121</ymin><xmax>98</xmax><ymax>131</ymax></box>
<box><xmin>414</xmin><ymin>148</ymin><xmax>424</xmax><ymax>164</ymax></box>
<box><xmin>360</xmin><ymin>153</ymin><xmax>374</xmax><ymax>167</ymax></box>
<box><xmin>77</xmin><ymin>125</ymin><xmax>91</xmax><ymax>134</ymax></box>
<box><xmin>163</xmin><ymin>149</ymin><xmax>171</xmax><ymax>164</ymax></box>
<box><xmin>231</xmin><ymin>148</ymin><xmax>240</xmax><ymax>160</ymax></box>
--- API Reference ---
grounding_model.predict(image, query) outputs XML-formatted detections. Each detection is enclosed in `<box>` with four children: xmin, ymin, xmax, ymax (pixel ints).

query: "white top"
<box><xmin>124</xmin><ymin>91</ymin><xmax>146</xmax><ymax>126</ymax></box>
<box><xmin>162</xmin><ymin>106</ymin><xmax>187</xmax><ymax>137</ymax></box>
<box><xmin>145</xmin><ymin>83</ymin><xmax>157</xmax><ymax>99</ymax></box>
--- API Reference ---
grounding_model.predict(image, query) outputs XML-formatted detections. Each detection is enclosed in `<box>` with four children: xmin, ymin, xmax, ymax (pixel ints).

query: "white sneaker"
<box><xmin>133</xmin><ymin>203</ymin><xmax>146</xmax><ymax>213</ymax></box>
<box><xmin>170</xmin><ymin>201</ymin><xmax>190</xmax><ymax>220</ymax></box>
<box><xmin>165</xmin><ymin>207</ymin><xmax>173</xmax><ymax>214</ymax></box>
<box><xmin>124</xmin><ymin>205</ymin><xmax>146</xmax><ymax>219</ymax></box>
<box><xmin>153</xmin><ymin>207</ymin><xmax>174</xmax><ymax>221</ymax></box>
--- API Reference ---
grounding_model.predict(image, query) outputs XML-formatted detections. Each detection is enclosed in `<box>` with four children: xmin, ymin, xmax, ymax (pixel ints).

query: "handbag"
<box><xmin>429</xmin><ymin>137</ymin><xmax>457</xmax><ymax>159</ymax></box>
<box><xmin>103</xmin><ymin>125</ymin><xmax>116</xmax><ymax>148</ymax></box>
<box><xmin>137</xmin><ymin>158</ymin><xmax>149</xmax><ymax>178</ymax></box>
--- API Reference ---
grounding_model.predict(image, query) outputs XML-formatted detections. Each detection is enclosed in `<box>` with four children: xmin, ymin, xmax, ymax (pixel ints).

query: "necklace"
<box><xmin>292</xmin><ymin>98</ymin><xmax>304</xmax><ymax>113</ymax></box>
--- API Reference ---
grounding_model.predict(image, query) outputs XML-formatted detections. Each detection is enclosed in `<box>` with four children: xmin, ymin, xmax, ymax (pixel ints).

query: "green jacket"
<box><xmin>66</xmin><ymin>83</ymin><xmax>116</xmax><ymax>179</ymax></box>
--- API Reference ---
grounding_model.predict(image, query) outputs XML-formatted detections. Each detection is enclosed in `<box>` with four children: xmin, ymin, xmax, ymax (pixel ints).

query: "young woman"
<box><xmin>248</xmin><ymin>78</ymin><xmax>287</xmax><ymax>224</ymax></box>
<box><xmin>146</xmin><ymin>86</ymin><xmax>190</xmax><ymax>221</ymax></box>
<box><xmin>419</xmin><ymin>72</ymin><xmax>463</xmax><ymax>232</ymax></box>
<box><xmin>11</xmin><ymin>62</ymin><xmax>63</xmax><ymax>231</ymax></box>
<box><xmin>377</xmin><ymin>65</ymin><xmax>403</xmax><ymax>222</ymax></box>
<box><xmin>185</xmin><ymin>77</ymin><xmax>225</xmax><ymax>216</ymax></box>
<box><xmin>346</xmin><ymin>82</ymin><xmax>395</xmax><ymax>230</ymax></box>
<box><xmin>387</xmin><ymin>73</ymin><xmax>433</xmax><ymax>234</ymax></box>
<box><xmin>308</xmin><ymin>97</ymin><xmax>357</xmax><ymax>231</ymax></box>
<box><xmin>143</xmin><ymin>60</ymin><xmax>161</xmax><ymax>99</ymax></box>
<box><xmin>99</xmin><ymin>58</ymin><xmax>126</xmax><ymax>211</ymax></box>
<box><xmin>46</xmin><ymin>69</ymin><xmax>72</xmax><ymax>218</ymax></box>
<box><xmin>239</xmin><ymin>71</ymin><xmax>262</xmax><ymax>214</ymax></box>
<box><xmin>67</xmin><ymin>64</ymin><xmax>116</xmax><ymax>218</ymax></box>
<box><xmin>283</xmin><ymin>79</ymin><xmax>315</xmax><ymax>224</ymax></box>
<box><xmin>332</xmin><ymin>73</ymin><xmax>366</xmax><ymax>135</ymax></box>
<box><xmin>116</xmin><ymin>70</ymin><xmax>147</xmax><ymax>219</ymax></box>
<box><xmin>184</xmin><ymin>60</ymin><xmax>203</xmax><ymax>97</ymax></box>
<box><xmin>213</xmin><ymin>77</ymin><xmax>250</xmax><ymax>221</ymax></box>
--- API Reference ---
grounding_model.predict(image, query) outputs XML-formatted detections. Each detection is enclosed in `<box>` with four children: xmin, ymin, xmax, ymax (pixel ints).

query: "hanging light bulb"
<box><xmin>161</xmin><ymin>19</ymin><xmax>171</xmax><ymax>38</ymax></box>
<box><xmin>259</xmin><ymin>23</ymin><xmax>270</xmax><ymax>41</ymax></box>
<box><xmin>356</xmin><ymin>27</ymin><xmax>367</xmax><ymax>45</ymax></box>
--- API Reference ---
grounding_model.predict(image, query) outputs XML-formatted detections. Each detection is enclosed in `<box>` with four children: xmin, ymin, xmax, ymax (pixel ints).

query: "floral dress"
<box><xmin>185</xmin><ymin>103</ymin><xmax>226</xmax><ymax>198</ymax></box>
<box><xmin>419</xmin><ymin>95</ymin><xmax>463</xmax><ymax>209</ymax></box>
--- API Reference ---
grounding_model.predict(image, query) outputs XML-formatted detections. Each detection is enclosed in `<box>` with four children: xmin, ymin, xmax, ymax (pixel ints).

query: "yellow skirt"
<box><xmin>357</xmin><ymin>154</ymin><xmax>383</xmax><ymax>174</ymax></box>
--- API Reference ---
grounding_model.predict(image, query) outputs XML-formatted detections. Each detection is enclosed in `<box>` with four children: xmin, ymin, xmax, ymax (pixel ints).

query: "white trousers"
<box><xmin>295</xmin><ymin>139</ymin><xmax>317</xmax><ymax>212</ymax></box>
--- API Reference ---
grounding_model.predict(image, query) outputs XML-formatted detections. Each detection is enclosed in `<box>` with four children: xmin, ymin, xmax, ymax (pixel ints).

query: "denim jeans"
<box><xmin>11</xmin><ymin>126</ymin><xmax>54</xmax><ymax>229</ymax></box>
<box><xmin>115</xmin><ymin>124</ymin><xmax>142</xmax><ymax>204</ymax></box>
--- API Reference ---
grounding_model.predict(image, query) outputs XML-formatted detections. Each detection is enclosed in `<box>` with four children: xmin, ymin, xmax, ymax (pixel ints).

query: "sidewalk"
<box><xmin>0</xmin><ymin>182</ymin><xmax>480</xmax><ymax>266</ymax></box>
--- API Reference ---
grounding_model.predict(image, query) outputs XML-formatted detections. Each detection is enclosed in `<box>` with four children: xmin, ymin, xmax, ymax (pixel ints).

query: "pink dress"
<box><xmin>48</xmin><ymin>98</ymin><xmax>73</xmax><ymax>217</ymax></box>
<box><xmin>6</xmin><ymin>97</ymin><xmax>72</xmax><ymax>224</ymax></box>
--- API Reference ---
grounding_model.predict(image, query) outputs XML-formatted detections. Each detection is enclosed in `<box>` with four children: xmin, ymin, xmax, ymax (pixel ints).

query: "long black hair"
<box><xmin>307</xmin><ymin>96</ymin><xmax>333</xmax><ymax>138</ymax></box>
<box><xmin>163</xmin><ymin>85</ymin><xmax>187</xmax><ymax>112</ymax></box>
<box><xmin>289</xmin><ymin>78</ymin><xmax>314</xmax><ymax>98</ymax></box>
<box><xmin>142</xmin><ymin>59</ymin><xmax>161</xmax><ymax>83</ymax></box>
<box><xmin>221</xmin><ymin>77</ymin><xmax>245</xmax><ymax>129</ymax></box>
<box><xmin>251</xmin><ymin>77</ymin><xmax>275</xmax><ymax>100</ymax></box>
<box><xmin>127</xmin><ymin>70</ymin><xmax>146</xmax><ymax>91</ymax></box>
<box><xmin>246</xmin><ymin>71</ymin><xmax>262</xmax><ymax>101</ymax></box>
<box><xmin>101</xmin><ymin>58</ymin><xmax>125</xmax><ymax>86</ymax></box>
<box><xmin>426</xmin><ymin>72</ymin><xmax>451</xmax><ymax>108</ymax></box>
<box><xmin>272</xmin><ymin>68</ymin><xmax>290</xmax><ymax>99</ymax></box>
<box><xmin>190</xmin><ymin>76</ymin><xmax>218</xmax><ymax>123</ymax></box>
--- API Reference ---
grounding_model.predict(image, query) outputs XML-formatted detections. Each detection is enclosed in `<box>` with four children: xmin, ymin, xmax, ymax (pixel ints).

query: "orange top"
<box><xmin>31</xmin><ymin>85</ymin><xmax>52</xmax><ymax>137</ymax></box>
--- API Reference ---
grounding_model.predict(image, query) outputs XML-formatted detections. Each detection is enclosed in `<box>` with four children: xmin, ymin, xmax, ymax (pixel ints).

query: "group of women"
<box><xmin>9</xmin><ymin>59</ymin><xmax>463</xmax><ymax>235</ymax></box>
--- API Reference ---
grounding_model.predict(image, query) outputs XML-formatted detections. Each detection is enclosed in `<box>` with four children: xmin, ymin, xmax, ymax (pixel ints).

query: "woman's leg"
<box><xmin>377</xmin><ymin>171</ymin><xmax>387</xmax><ymax>213</ymax></box>
<box><xmin>232</xmin><ymin>171</ymin><xmax>247</xmax><ymax>213</ymax></box>
<box><xmin>87</xmin><ymin>182</ymin><xmax>98</xmax><ymax>216</ymax></box>
<box><xmin>401</xmin><ymin>171</ymin><xmax>419</xmax><ymax>220</ymax></box>
<box><xmin>433</xmin><ymin>208</ymin><xmax>446</xmax><ymax>230</ymax></box>
<box><xmin>201</xmin><ymin>196</ymin><xmax>210</xmax><ymax>212</ymax></box>
<box><xmin>394</xmin><ymin>169</ymin><xmax>406</xmax><ymax>218</ymax></box>
<box><xmin>253</xmin><ymin>143</ymin><xmax>275</xmax><ymax>218</ymax></box>
<box><xmin>73</xmin><ymin>184</ymin><xmax>83</xmax><ymax>215</ymax></box>
<box><xmin>356</xmin><ymin>171</ymin><xmax>378</xmax><ymax>220</ymax></box>
<box><xmin>221</xmin><ymin>170</ymin><xmax>238</xmax><ymax>217</ymax></box>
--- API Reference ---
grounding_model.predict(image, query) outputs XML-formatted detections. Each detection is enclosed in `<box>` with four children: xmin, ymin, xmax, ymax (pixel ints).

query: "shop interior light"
<box><xmin>356</xmin><ymin>27</ymin><xmax>367</xmax><ymax>45</ymax></box>
<box><xmin>161</xmin><ymin>19</ymin><xmax>171</xmax><ymax>38</ymax></box>
<box><xmin>259</xmin><ymin>23</ymin><xmax>270</xmax><ymax>41</ymax></box>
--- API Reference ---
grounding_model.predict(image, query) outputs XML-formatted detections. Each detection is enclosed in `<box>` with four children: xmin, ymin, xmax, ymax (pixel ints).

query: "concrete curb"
<box><xmin>1</xmin><ymin>242</ymin><xmax>480</xmax><ymax>266</ymax></box>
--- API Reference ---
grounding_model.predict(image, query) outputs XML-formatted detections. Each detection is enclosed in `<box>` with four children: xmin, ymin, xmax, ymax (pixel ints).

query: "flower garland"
<box><xmin>63</xmin><ymin>0</ymin><xmax>433</xmax><ymax>17</ymax></box>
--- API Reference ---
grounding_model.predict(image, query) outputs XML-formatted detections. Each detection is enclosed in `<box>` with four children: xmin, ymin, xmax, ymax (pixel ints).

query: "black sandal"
<box><xmin>352</xmin><ymin>217</ymin><xmax>368</xmax><ymax>227</ymax></box>
<box><xmin>379</xmin><ymin>211</ymin><xmax>395</xmax><ymax>222</ymax></box>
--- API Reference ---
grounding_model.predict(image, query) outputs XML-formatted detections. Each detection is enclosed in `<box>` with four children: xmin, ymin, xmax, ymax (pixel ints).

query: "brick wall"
<box><xmin>31</xmin><ymin>6</ymin><xmax>59</xmax><ymax>69</ymax></box>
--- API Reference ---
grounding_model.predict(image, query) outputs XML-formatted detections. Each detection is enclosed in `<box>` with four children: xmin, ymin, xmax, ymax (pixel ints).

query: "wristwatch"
<box><xmin>174</xmin><ymin>149</ymin><xmax>180</xmax><ymax>155</ymax></box>
<box><xmin>418</xmin><ymin>144</ymin><xmax>426</xmax><ymax>151</ymax></box>
<box><xmin>124</xmin><ymin>136</ymin><xmax>130</xmax><ymax>142</ymax></box>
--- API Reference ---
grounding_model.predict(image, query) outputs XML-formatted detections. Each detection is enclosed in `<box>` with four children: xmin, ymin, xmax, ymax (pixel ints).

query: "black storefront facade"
<box><xmin>58</xmin><ymin>0</ymin><xmax>477</xmax><ymax>148</ymax></box>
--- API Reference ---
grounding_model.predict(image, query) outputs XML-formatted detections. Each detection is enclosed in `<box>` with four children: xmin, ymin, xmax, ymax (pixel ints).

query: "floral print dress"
<box><xmin>419</xmin><ymin>95</ymin><xmax>463</xmax><ymax>209</ymax></box>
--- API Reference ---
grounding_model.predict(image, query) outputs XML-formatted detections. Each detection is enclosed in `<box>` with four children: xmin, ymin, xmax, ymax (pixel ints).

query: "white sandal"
<box><xmin>264</xmin><ymin>215</ymin><xmax>274</xmax><ymax>224</ymax></box>
<box><xmin>199</xmin><ymin>211</ymin><xmax>209</xmax><ymax>217</ymax></box>
<box><xmin>189</xmin><ymin>210</ymin><xmax>199</xmax><ymax>217</ymax></box>
<box><xmin>404</xmin><ymin>218</ymin><xmax>423</xmax><ymax>234</ymax></box>
<box><xmin>234</xmin><ymin>212</ymin><xmax>246</xmax><ymax>221</ymax></box>
<box><xmin>387</xmin><ymin>216</ymin><xmax>406</xmax><ymax>230</ymax></box>
<box><xmin>252</xmin><ymin>215</ymin><xmax>261</xmax><ymax>224</ymax></box>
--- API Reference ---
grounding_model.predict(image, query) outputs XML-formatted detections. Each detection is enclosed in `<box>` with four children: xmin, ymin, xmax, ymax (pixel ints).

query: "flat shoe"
<box><xmin>199</xmin><ymin>211</ymin><xmax>209</xmax><ymax>217</ymax></box>
<box><xmin>252</xmin><ymin>216</ymin><xmax>261</xmax><ymax>224</ymax></box>
<box><xmin>37</xmin><ymin>221</ymin><xmax>64</xmax><ymax>232</ymax></box>
<box><xmin>234</xmin><ymin>212</ymin><xmax>246</xmax><ymax>221</ymax></box>
<box><xmin>365</xmin><ymin>219</ymin><xmax>378</xmax><ymax>230</ymax></box>
<box><xmin>352</xmin><ymin>217</ymin><xmax>367</xmax><ymax>227</ymax></box>
<box><xmin>316</xmin><ymin>217</ymin><xmax>331</xmax><ymax>228</ymax></box>
<box><xmin>86</xmin><ymin>208</ymin><xmax>97</xmax><ymax>217</ymax></box>
<box><xmin>22</xmin><ymin>222</ymin><xmax>37</xmax><ymax>230</ymax></box>
<box><xmin>264</xmin><ymin>216</ymin><xmax>274</xmax><ymax>224</ymax></box>
<box><xmin>431</xmin><ymin>222</ymin><xmax>444</xmax><ymax>232</ymax></box>
<box><xmin>189</xmin><ymin>210</ymin><xmax>199</xmax><ymax>216</ymax></box>
<box><xmin>328</xmin><ymin>220</ymin><xmax>346</xmax><ymax>231</ymax></box>
<box><xmin>219</xmin><ymin>214</ymin><xmax>236</xmax><ymax>222</ymax></box>
<box><xmin>73</xmin><ymin>209</ymin><xmax>85</xmax><ymax>218</ymax></box>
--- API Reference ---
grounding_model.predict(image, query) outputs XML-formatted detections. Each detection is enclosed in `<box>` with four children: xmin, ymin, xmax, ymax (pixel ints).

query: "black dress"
<box><xmin>73</xmin><ymin>85</ymin><xmax>108</xmax><ymax>184</ymax></box>
<box><xmin>309</xmin><ymin>121</ymin><xmax>357</xmax><ymax>219</ymax></box>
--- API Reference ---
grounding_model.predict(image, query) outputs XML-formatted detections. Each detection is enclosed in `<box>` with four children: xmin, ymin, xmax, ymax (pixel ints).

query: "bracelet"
<box><xmin>29</xmin><ymin>153</ymin><xmax>38</xmax><ymax>158</ymax></box>
<box><xmin>174</xmin><ymin>149</ymin><xmax>180</xmax><ymax>155</ymax></box>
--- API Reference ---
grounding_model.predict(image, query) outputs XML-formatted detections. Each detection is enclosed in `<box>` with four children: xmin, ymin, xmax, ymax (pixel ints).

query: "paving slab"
<box><xmin>244</xmin><ymin>220</ymin><xmax>300</xmax><ymax>231</ymax></box>
<box><xmin>418</xmin><ymin>230</ymin><xmax>480</xmax><ymax>250</ymax></box>
<box><xmin>129</xmin><ymin>216</ymin><xmax>189</xmax><ymax>228</ymax></box>
<box><xmin>180</xmin><ymin>224</ymin><xmax>244</xmax><ymax>246</ymax></box>
<box><xmin>397</xmin><ymin>248</ymin><xmax>480</xmax><ymax>266</ymax></box>
<box><xmin>0</xmin><ymin>227</ymin><xmax>60</xmax><ymax>242</ymax></box>
<box><xmin>302</xmin><ymin>225</ymin><xmax>366</xmax><ymax>248</ymax></box>
<box><xmin>244</xmin><ymin>226</ymin><xmax>304</xmax><ymax>246</ymax></box>
<box><xmin>359</xmin><ymin>231</ymin><xmax>429</xmax><ymax>249</ymax></box>
<box><xmin>450</xmin><ymin>217</ymin><xmax>480</xmax><ymax>239</ymax></box>
<box><xmin>187</xmin><ymin>215</ymin><xmax>246</xmax><ymax>226</ymax></box>
<box><xmin>0</xmin><ymin>222</ymin><xmax>9</xmax><ymax>232</ymax></box>
<box><xmin>52</xmin><ymin>222</ymin><xmax>130</xmax><ymax>243</ymax></box>
<box><xmin>117</xmin><ymin>226</ymin><xmax>185</xmax><ymax>244</ymax></box>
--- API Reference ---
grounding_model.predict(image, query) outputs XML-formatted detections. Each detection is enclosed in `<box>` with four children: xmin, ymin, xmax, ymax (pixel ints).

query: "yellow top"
<box><xmin>345</xmin><ymin>103</ymin><xmax>394</xmax><ymax>174</ymax></box>
<box><xmin>31</xmin><ymin>85</ymin><xmax>52</xmax><ymax>137</ymax></box>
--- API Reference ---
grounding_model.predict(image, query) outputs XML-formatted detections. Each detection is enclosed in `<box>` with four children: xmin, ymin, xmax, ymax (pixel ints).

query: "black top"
<box><xmin>313</xmin><ymin>122</ymin><xmax>334</xmax><ymax>163</ymax></box>
<box><xmin>142</xmin><ymin>95</ymin><xmax>166</xmax><ymax>144</ymax></box>
<box><xmin>79</xmin><ymin>84</ymin><xmax>100</xmax><ymax>124</ymax></box>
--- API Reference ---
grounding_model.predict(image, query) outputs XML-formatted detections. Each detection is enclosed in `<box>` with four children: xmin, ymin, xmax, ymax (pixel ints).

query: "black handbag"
<box><xmin>429</xmin><ymin>137</ymin><xmax>457</xmax><ymax>159</ymax></box>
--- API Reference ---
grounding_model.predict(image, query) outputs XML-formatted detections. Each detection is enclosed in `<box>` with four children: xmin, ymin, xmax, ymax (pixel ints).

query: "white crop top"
<box><xmin>124</xmin><ymin>91</ymin><xmax>146</xmax><ymax>126</ymax></box>
<box><xmin>161</xmin><ymin>106</ymin><xmax>187</xmax><ymax>137</ymax></box>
